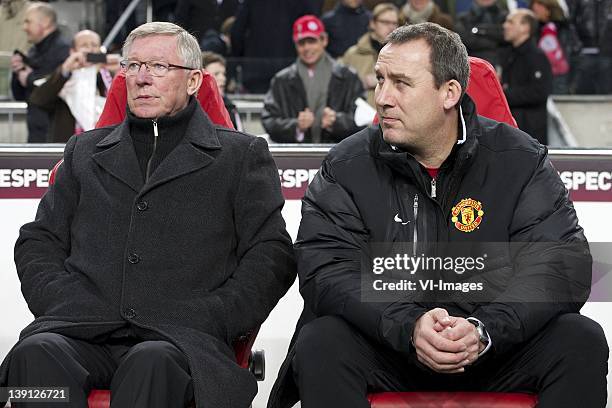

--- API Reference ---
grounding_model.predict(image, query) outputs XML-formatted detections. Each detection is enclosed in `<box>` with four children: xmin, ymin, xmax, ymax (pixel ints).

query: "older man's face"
<box><xmin>23</xmin><ymin>9</ymin><xmax>49</xmax><ymax>44</ymax></box>
<box><xmin>125</xmin><ymin>35</ymin><xmax>198</xmax><ymax>119</ymax></box>
<box><xmin>73</xmin><ymin>31</ymin><xmax>101</xmax><ymax>53</ymax></box>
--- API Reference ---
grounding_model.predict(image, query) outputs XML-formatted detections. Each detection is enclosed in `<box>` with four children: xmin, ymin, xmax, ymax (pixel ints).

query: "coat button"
<box><xmin>128</xmin><ymin>253</ymin><xmax>140</xmax><ymax>264</ymax></box>
<box><xmin>136</xmin><ymin>201</ymin><xmax>148</xmax><ymax>211</ymax></box>
<box><xmin>124</xmin><ymin>308</ymin><xmax>137</xmax><ymax>319</ymax></box>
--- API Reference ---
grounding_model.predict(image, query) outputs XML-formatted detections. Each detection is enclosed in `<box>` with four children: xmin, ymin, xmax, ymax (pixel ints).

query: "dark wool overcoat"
<box><xmin>0</xmin><ymin>106</ymin><xmax>296</xmax><ymax>407</ymax></box>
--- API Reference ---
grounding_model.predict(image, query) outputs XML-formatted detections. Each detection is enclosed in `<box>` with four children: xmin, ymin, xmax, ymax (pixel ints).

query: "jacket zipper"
<box><xmin>431</xmin><ymin>178</ymin><xmax>437</xmax><ymax>198</ymax></box>
<box><xmin>412</xmin><ymin>194</ymin><xmax>418</xmax><ymax>256</ymax></box>
<box><xmin>145</xmin><ymin>120</ymin><xmax>159</xmax><ymax>182</ymax></box>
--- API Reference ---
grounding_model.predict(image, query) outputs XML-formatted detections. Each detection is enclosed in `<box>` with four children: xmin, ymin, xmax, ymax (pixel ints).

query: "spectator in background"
<box><xmin>28</xmin><ymin>30</ymin><xmax>119</xmax><ymax>143</ymax></box>
<box><xmin>262</xmin><ymin>15</ymin><xmax>364</xmax><ymax>143</ymax></box>
<box><xmin>202</xmin><ymin>51</ymin><xmax>243</xmax><ymax>131</ymax></box>
<box><xmin>10</xmin><ymin>1</ymin><xmax>70</xmax><ymax>143</ymax></box>
<box><xmin>200</xmin><ymin>16</ymin><xmax>235</xmax><ymax>57</ymax></box>
<box><xmin>322</xmin><ymin>0</ymin><xmax>372</xmax><ymax>58</ymax></box>
<box><xmin>455</xmin><ymin>0</ymin><xmax>508</xmax><ymax>67</ymax></box>
<box><xmin>0</xmin><ymin>0</ymin><xmax>30</xmax><ymax>56</ymax></box>
<box><xmin>568</xmin><ymin>0</ymin><xmax>612</xmax><ymax>94</ymax></box>
<box><xmin>174</xmin><ymin>0</ymin><xmax>238</xmax><ymax>43</ymax></box>
<box><xmin>501</xmin><ymin>8</ymin><xmax>552</xmax><ymax>144</ymax></box>
<box><xmin>400</xmin><ymin>0</ymin><xmax>454</xmax><ymax>29</ymax></box>
<box><xmin>341</xmin><ymin>3</ymin><xmax>399</xmax><ymax>106</ymax></box>
<box><xmin>531</xmin><ymin>0</ymin><xmax>573</xmax><ymax>94</ymax></box>
<box><xmin>153</xmin><ymin>0</ymin><xmax>177</xmax><ymax>22</ymax></box>
<box><xmin>231</xmin><ymin>0</ymin><xmax>318</xmax><ymax>93</ymax></box>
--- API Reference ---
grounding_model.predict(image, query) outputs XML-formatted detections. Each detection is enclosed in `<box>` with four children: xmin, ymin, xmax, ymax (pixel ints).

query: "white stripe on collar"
<box><xmin>457</xmin><ymin>105</ymin><xmax>467</xmax><ymax>145</ymax></box>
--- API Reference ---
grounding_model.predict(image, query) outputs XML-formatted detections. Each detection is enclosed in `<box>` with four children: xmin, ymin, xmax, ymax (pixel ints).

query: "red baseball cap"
<box><xmin>293</xmin><ymin>15</ymin><xmax>325</xmax><ymax>43</ymax></box>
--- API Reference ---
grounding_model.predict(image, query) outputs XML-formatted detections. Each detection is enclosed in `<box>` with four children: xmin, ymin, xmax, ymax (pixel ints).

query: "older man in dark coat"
<box><xmin>0</xmin><ymin>21</ymin><xmax>295</xmax><ymax>408</ymax></box>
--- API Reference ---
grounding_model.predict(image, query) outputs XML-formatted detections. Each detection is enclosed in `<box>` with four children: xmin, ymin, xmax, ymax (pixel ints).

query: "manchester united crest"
<box><xmin>451</xmin><ymin>198</ymin><xmax>484</xmax><ymax>233</ymax></box>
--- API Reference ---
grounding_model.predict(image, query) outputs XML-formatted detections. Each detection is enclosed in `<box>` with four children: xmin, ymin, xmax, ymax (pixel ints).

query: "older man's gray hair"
<box><xmin>123</xmin><ymin>22</ymin><xmax>202</xmax><ymax>69</ymax></box>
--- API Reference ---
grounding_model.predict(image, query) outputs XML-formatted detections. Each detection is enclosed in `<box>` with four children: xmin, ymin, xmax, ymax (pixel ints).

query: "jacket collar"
<box><xmin>287</xmin><ymin>57</ymin><xmax>349</xmax><ymax>81</ymax></box>
<box><xmin>34</xmin><ymin>29</ymin><xmax>62</xmax><ymax>54</ymax></box>
<box><xmin>355</xmin><ymin>32</ymin><xmax>376</xmax><ymax>55</ymax></box>
<box><xmin>93</xmin><ymin>103</ymin><xmax>221</xmax><ymax>194</ymax></box>
<box><xmin>372</xmin><ymin>95</ymin><xmax>480</xmax><ymax>185</ymax></box>
<box><xmin>514</xmin><ymin>38</ymin><xmax>537</xmax><ymax>54</ymax></box>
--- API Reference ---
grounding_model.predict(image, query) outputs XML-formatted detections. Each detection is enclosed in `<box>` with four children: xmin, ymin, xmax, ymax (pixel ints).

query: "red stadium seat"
<box><xmin>465</xmin><ymin>57</ymin><xmax>517</xmax><ymax>127</ymax></box>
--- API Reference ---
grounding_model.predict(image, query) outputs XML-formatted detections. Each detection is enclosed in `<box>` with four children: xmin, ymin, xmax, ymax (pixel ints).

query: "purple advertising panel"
<box><xmin>0</xmin><ymin>147</ymin><xmax>611</xmax><ymax>202</ymax></box>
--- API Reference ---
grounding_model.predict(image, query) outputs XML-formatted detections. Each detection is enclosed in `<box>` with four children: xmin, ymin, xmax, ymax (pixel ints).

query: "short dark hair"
<box><xmin>385</xmin><ymin>22</ymin><xmax>470</xmax><ymax>102</ymax></box>
<box><xmin>201</xmin><ymin>51</ymin><xmax>226</xmax><ymax>68</ymax></box>
<box><xmin>516</xmin><ymin>9</ymin><xmax>539</xmax><ymax>37</ymax></box>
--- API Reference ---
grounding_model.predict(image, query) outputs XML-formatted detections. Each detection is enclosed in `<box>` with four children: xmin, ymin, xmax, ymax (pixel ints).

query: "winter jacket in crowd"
<box><xmin>340</xmin><ymin>33</ymin><xmax>381</xmax><ymax>106</ymax></box>
<box><xmin>501</xmin><ymin>39</ymin><xmax>553</xmax><ymax>144</ymax></box>
<box><xmin>11</xmin><ymin>29</ymin><xmax>70</xmax><ymax>142</ymax></box>
<box><xmin>322</xmin><ymin>2</ymin><xmax>372</xmax><ymax>58</ymax></box>
<box><xmin>455</xmin><ymin>2</ymin><xmax>509</xmax><ymax>67</ymax></box>
<box><xmin>262</xmin><ymin>60</ymin><xmax>364</xmax><ymax>143</ymax></box>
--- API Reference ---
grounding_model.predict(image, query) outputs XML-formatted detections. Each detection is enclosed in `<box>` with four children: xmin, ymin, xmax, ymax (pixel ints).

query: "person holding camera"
<box><xmin>10</xmin><ymin>1</ymin><xmax>70</xmax><ymax>143</ymax></box>
<box><xmin>29</xmin><ymin>29</ymin><xmax>120</xmax><ymax>143</ymax></box>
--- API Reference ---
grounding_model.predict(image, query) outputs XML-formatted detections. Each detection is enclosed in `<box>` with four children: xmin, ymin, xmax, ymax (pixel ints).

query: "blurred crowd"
<box><xmin>1</xmin><ymin>0</ymin><xmax>610</xmax><ymax>144</ymax></box>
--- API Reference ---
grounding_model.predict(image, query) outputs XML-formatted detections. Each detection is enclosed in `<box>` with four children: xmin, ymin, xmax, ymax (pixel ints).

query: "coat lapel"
<box><xmin>92</xmin><ymin>121</ymin><xmax>144</xmax><ymax>192</ymax></box>
<box><xmin>141</xmin><ymin>107</ymin><xmax>222</xmax><ymax>194</ymax></box>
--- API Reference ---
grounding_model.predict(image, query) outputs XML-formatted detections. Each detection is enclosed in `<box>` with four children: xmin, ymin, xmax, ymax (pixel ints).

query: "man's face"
<box><xmin>125</xmin><ymin>35</ymin><xmax>198</xmax><ymax>119</ymax></box>
<box><xmin>73</xmin><ymin>31</ymin><xmax>101</xmax><ymax>53</ymax></box>
<box><xmin>503</xmin><ymin>12</ymin><xmax>527</xmax><ymax>43</ymax></box>
<box><xmin>295</xmin><ymin>36</ymin><xmax>328</xmax><ymax>68</ymax></box>
<box><xmin>374</xmin><ymin>40</ymin><xmax>448</xmax><ymax>149</ymax></box>
<box><xmin>370</xmin><ymin>10</ymin><xmax>399</xmax><ymax>42</ymax></box>
<box><xmin>205</xmin><ymin>61</ymin><xmax>226</xmax><ymax>96</ymax></box>
<box><xmin>23</xmin><ymin>10</ymin><xmax>49</xmax><ymax>44</ymax></box>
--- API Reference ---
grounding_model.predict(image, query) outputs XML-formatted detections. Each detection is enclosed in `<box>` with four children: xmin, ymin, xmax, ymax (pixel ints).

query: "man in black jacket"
<box><xmin>1</xmin><ymin>22</ymin><xmax>295</xmax><ymax>408</ymax></box>
<box><xmin>501</xmin><ymin>9</ymin><xmax>552</xmax><ymax>144</ymax></box>
<box><xmin>10</xmin><ymin>2</ymin><xmax>70</xmax><ymax>143</ymax></box>
<box><xmin>322</xmin><ymin>0</ymin><xmax>372</xmax><ymax>57</ymax></box>
<box><xmin>267</xmin><ymin>22</ymin><xmax>607</xmax><ymax>408</ymax></box>
<box><xmin>262</xmin><ymin>15</ymin><xmax>364</xmax><ymax>143</ymax></box>
<box><xmin>454</xmin><ymin>0</ymin><xmax>508</xmax><ymax>67</ymax></box>
<box><xmin>568</xmin><ymin>0</ymin><xmax>612</xmax><ymax>94</ymax></box>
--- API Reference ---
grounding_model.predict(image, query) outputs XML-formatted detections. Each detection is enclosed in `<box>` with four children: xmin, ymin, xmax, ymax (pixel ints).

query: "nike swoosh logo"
<box><xmin>394</xmin><ymin>213</ymin><xmax>410</xmax><ymax>225</ymax></box>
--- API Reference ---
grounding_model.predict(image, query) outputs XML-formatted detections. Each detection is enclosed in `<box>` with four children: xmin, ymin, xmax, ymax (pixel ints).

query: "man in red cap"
<box><xmin>262</xmin><ymin>14</ymin><xmax>364</xmax><ymax>143</ymax></box>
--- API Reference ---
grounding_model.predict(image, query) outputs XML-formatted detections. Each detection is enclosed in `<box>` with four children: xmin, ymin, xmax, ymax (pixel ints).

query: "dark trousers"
<box><xmin>6</xmin><ymin>333</ymin><xmax>193</xmax><ymax>408</ymax></box>
<box><xmin>293</xmin><ymin>314</ymin><xmax>608</xmax><ymax>408</ymax></box>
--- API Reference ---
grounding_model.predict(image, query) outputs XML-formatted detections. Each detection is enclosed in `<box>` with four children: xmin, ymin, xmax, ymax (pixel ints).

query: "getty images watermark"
<box><xmin>361</xmin><ymin>242</ymin><xmax>595</xmax><ymax>303</ymax></box>
<box><xmin>372</xmin><ymin>252</ymin><xmax>487</xmax><ymax>293</ymax></box>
